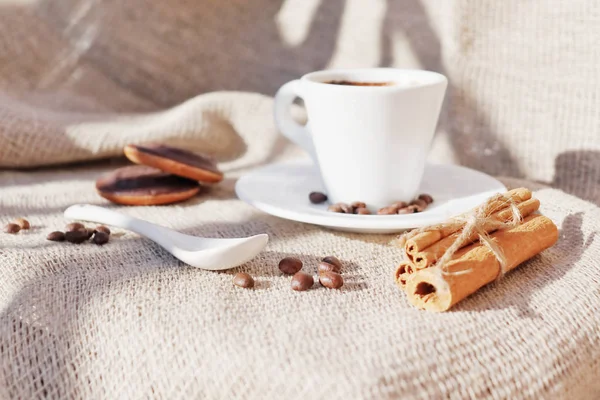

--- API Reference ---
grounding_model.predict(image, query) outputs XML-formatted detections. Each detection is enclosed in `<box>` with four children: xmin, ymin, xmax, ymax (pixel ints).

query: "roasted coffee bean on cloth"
<box><xmin>278</xmin><ymin>257</ymin><xmax>303</xmax><ymax>275</ymax></box>
<box><xmin>291</xmin><ymin>272</ymin><xmax>314</xmax><ymax>291</ymax></box>
<box><xmin>46</xmin><ymin>231</ymin><xmax>66</xmax><ymax>242</ymax></box>
<box><xmin>3</xmin><ymin>223</ymin><xmax>20</xmax><ymax>234</ymax></box>
<box><xmin>319</xmin><ymin>271</ymin><xmax>343</xmax><ymax>289</ymax></box>
<box><xmin>233</xmin><ymin>272</ymin><xmax>254</xmax><ymax>289</ymax></box>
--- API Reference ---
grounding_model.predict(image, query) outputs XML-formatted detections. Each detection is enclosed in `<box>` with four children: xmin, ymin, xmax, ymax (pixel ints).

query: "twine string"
<box><xmin>398</xmin><ymin>193</ymin><xmax>523</xmax><ymax>280</ymax></box>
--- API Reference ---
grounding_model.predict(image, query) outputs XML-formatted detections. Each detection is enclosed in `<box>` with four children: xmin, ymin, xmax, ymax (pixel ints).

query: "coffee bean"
<box><xmin>351</xmin><ymin>201</ymin><xmax>366</xmax><ymax>210</ymax></box>
<box><xmin>391</xmin><ymin>201</ymin><xmax>408</xmax><ymax>209</ymax></box>
<box><xmin>418</xmin><ymin>193</ymin><xmax>434</xmax><ymax>204</ymax></box>
<box><xmin>409</xmin><ymin>199</ymin><xmax>427</xmax><ymax>212</ymax></box>
<box><xmin>291</xmin><ymin>272</ymin><xmax>314</xmax><ymax>291</ymax></box>
<box><xmin>411</xmin><ymin>198</ymin><xmax>428</xmax><ymax>209</ymax></box>
<box><xmin>65</xmin><ymin>229</ymin><xmax>89</xmax><ymax>244</ymax></box>
<box><xmin>15</xmin><ymin>218</ymin><xmax>30</xmax><ymax>229</ymax></box>
<box><xmin>319</xmin><ymin>271</ymin><xmax>344</xmax><ymax>289</ymax></box>
<box><xmin>93</xmin><ymin>231</ymin><xmax>110</xmax><ymax>245</ymax></box>
<box><xmin>46</xmin><ymin>231</ymin><xmax>66</xmax><ymax>242</ymax></box>
<box><xmin>339</xmin><ymin>203</ymin><xmax>353</xmax><ymax>214</ymax></box>
<box><xmin>95</xmin><ymin>225</ymin><xmax>111</xmax><ymax>235</ymax></box>
<box><xmin>328</xmin><ymin>203</ymin><xmax>353</xmax><ymax>214</ymax></box>
<box><xmin>318</xmin><ymin>261</ymin><xmax>341</xmax><ymax>274</ymax></box>
<box><xmin>407</xmin><ymin>205</ymin><xmax>421</xmax><ymax>213</ymax></box>
<box><xmin>233</xmin><ymin>272</ymin><xmax>254</xmax><ymax>288</ymax></box>
<box><xmin>65</xmin><ymin>222</ymin><xmax>85</xmax><ymax>232</ymax></box>
<box><xmin>322</xmin><ymin>256</ymin><xmax>342</xmax><ymax>271</ymax></box>
<box><xmin>279</xmin><ymin>257</ymin><xmax>303</xmax><ymax>275</ymax></box>
<box><xmin>397</xmin><ymin>207</ymin><xmax>414</xmax><ymax>215</ymax></box>
<box><xmin>4</xmin><ymin>223</ymin><xmax>20</xmax><ymax>234</ymax></box>
<box><xmin>355</xmin><ymin>207</ymin><xmax>371</xmax><ymax>215</ymax></box>
<box><xmin>327</xmin><ymin>204</ymin><xmax>344</xmax><ymax>213</ymax></box>
<box><xmin>377</xmin><ymin>206</ymin><xmax>398</xmax><ymax>215</ymax></box>
<box><xmin>309</xmin><ymin>191</ymin><xmax>328</xmax><ymax>204</ymax></box>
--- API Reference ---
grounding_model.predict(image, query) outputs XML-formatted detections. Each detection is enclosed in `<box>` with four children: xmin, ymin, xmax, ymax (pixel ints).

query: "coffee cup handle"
<box><xmin>274</xmin><ymin>80</ymin><xmax>318</xmax><ymax>162</ymax></box>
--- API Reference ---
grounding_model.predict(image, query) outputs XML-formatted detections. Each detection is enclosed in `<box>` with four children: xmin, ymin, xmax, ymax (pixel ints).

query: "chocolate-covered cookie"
<box><xmin>124</xmin><ymin>144</ymin><xmax>223</xmax><ymax>183</ymax></box>
<box><xmin>96</xmin><ymin>165</ymin><xmax>201</xmax><ymax>205</ymax></box>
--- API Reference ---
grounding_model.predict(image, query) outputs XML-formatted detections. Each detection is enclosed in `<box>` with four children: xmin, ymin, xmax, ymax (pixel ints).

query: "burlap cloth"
<box><xmin>1</xmin><ymin>1</ymin><xmax>600</xmax><ymax>399</ymax></box>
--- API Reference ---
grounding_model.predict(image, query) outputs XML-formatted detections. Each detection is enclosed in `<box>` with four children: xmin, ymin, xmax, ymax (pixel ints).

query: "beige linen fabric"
<box><xmin>1</xmin><ymin>168</ymin><xmax>600</xmax><ymax>399</ymax></box>
<box><xmin>2</xmin><ymin>0</ymin><xmax>600</xmax><ymax>203</ymax></box>
<box><xmin>1</xmin><ymin>0</ymin><xmax>600</xmax><ymax>398</ymax></box>
<box><xmin>0</xmin><ymin>91</ymin><xmax>293</xmax><ymax>169</ymax></box>
<box><xmin>429</xmin><ymin>1</ymin><xmax>600</xmax><ymax>204</ymax></box>
<box><xmin>1</xmin><ymin>0</ymin><xmax>600</xmax><ymax>203</ymax></box>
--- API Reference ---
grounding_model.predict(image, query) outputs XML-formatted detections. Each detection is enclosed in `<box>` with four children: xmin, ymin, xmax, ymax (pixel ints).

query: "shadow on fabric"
<box><xmin>456</xmin><ymin>211</ymin><xmax>596</xmax><ymax>316</ymax></box>
<box><xmin>552</xmin><ymin>150</ymin><xmax>600</xmax><ymax>206</ymax></box>
<box><xmin>380</xmin><ymin>0</ymin><xmax>524</xmax><ymax>179</ymax></box>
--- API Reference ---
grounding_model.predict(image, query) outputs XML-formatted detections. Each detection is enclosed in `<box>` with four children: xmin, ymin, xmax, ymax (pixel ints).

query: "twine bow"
<box><xmin>398</xmin><ymin>193</ymin><xmax>523</xmax><ymax>279</ymax></box>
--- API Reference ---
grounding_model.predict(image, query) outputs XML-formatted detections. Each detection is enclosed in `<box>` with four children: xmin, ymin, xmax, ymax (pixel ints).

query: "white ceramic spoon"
<box><xmin>64</xmin><ymin>204</ymin><xmax>269</xmax><ymax>270</ymax></box>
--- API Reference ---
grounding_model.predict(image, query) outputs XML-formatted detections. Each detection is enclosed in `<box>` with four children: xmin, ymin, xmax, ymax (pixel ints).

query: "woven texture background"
<box><xmin>2</xmin><ymin>169</ymin><xmax>600</xmax><ymax>399</ymax></box>
<box><xmin>1</xmin><ymin>0</ymin><xmax>600</xmax><ymax>399</ymax></box>
<box><xmin>1</xmin><ymin>0</ymin><xmax>600</xmax><ymax>205</ymax></box>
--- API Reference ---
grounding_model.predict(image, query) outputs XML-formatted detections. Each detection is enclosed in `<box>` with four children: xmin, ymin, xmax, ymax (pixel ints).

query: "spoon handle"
<box><xmin>64</xmin><ymin>204</ymin><xmax>180</xmax><ymax>250</ymax></box>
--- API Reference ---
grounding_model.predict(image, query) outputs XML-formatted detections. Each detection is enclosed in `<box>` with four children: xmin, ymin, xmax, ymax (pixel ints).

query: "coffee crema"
<box><xmin>325</xmin><ymin>80</ymin><xmax>395</xmax><ymax>87</ymax></box>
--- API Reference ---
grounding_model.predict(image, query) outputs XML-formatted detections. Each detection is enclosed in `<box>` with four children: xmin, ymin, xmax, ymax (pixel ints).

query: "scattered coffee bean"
<box><xmin>291</xmin><ymin>272</ymin><xmax>314</xmax><ymax>291</ymax></box>
<box><xmin>15</xmin><ymin>218</ymin><xmax>30</xmax><ymax>230</ymax></box>
<box><xmin>407</xmin><ymin>205</ymin><xmax>420</xmax><ymax>213</ymax></box>
<box><xmin>391</xmin><ymin>201</ymin><xmax>408</xmax><ymax>209</ymax></box>
<box><xmin>377</xmin><ymin>206</ymin><xmax>398</xmax><ymax>215</ymax></box>
<box><xmin>309</xmin><ymin>191</ymin><xmax>328</xmax><ymax>204</ymax></box>
<box><xmin>328</xmin><ymin>203</ymin><xmax>353</xmax><ymax>214</ymax></box>
<box><xmin>233</xmin><ymin>272</ymin><xmax>254</xmax><ymax>288</ymax></box>
<box><xmin>322</xmin><ymin>256</ymin><xmax>342</xmax><ymax>271</ymax></box>
<box><xmin>327</xmin><ymin>204</ymin><xmax>344</xmax><ymax>213</ymax></box>
<box><xmin>95</xmin><ymin>225</ymin><xmax>111</xmax><ymax>235</ymax></box>
<box><xmin>65</xmin><ymin>229</ymin><xmax>89</xmax><ymax>244</ymax></box>
<box><xmin>319</xmin><ymin>271</ymin><xmax>344</xmax><ymax>289</ymax></box>
<box><xmin>318</xmin><ymin>261</ymin><xmax>341</xmax><ymax>274</ymax></box>
<box><xmin>326</xmin><ymin>196</ymin><xmax>432</xmax><ymax>216</ymax></box>
<box><xmin>4</xmin><ymin>223</ymin><xmax>20</xmax><ymax>234</ymax></box>
<box><xmin>279</xmin><ymin>257</ymin><xmax>303</xmax><ymax>275</ymax></box>
<box><xmin>397</xmin><ymin>207</ymin><xmax>414</xmax><ymax>215</ymax></box>
<box><xmin>410</xmin><ymin>204</ymin><xmax>425</xmax><ymax>213</ymax></box>
<box><xmin>46</xmin><ymin>231</ymin><xmax>66</xmax><ymax>242</ymax></box>
<box><xmin>65</xmin><ymin>222</ymin><xmax>85</xmax><ymax>232</ymax></box>
<box><xmin>93</xmin><ymin>231</ymin><xmax>110</xmax><ymax>245</ymax></box>
<box><xmin>418</xmin><ymin>193</ymin><xmax>434</xmax><ymax>204</ymax></box>
<box><xmin>339</xmin><ymin>203</ymin><xmax>353</xmax><ymax>214</ymax></box>
<box><xmin>411</xmin><ymin>198</ymin><xmax>428</xmax><ymax>210</ymax></box>
<box><xmin>351</xmin><ymin>201</ymin><xmax>366</xmax><ymax>210</ymax></box>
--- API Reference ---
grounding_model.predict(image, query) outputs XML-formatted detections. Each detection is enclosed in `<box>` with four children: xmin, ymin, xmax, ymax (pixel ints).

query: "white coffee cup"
<box><xmin>274</xmin><ymin>68</ymin><xmax>447</xmax><ymax>209</ymax></box>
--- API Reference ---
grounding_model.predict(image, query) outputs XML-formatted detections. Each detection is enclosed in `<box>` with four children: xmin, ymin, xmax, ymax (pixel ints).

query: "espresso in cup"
<box><xmin>275</xmin><ymin>68</ymin><xmax>447</xmax><ymax>209</ymax></box>
<box><xmin>326</xmin><ymin>80</ymin><xmax>395</xmax><ymax>87</ymax></box>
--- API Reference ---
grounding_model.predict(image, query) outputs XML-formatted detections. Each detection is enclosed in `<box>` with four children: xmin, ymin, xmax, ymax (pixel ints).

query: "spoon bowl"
<box><xmin>64</xmin><ymin>204</ymin><xmax>268</xmax><ymax>270</ymax></box>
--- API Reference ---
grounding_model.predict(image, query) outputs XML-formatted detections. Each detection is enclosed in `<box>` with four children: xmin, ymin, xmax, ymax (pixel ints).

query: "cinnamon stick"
<box><xmin>403</xmin><ymin>188</ymin><xmax>532</xmax><ymax>257</ymax></box>
<box><xmin>404</xmin><ymin>214</ymin><xmax>558</xmax><ymax>312</ymax></box>
<box><xmin>394</xmin><ymin>260</ymin><xmax>416</xmax><ymax>289</ymax></box>
<box><xmin>411</xmin><ymin>198</ymin><xmax>541</xmax><ymax>269</ymax></box>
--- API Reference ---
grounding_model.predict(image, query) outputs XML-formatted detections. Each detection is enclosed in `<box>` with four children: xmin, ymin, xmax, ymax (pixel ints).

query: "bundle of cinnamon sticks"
<box><xmin>395</xmin><ymin>188</ymin><xmax>559</xmax><ymax>312</ymax></box>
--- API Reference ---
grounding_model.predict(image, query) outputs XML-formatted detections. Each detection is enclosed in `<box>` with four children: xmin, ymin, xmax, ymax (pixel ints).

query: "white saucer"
<box><xmin>235</xmin><ymin>159</ymin><xmax>505</xmax><ymax>234</ymax></box>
